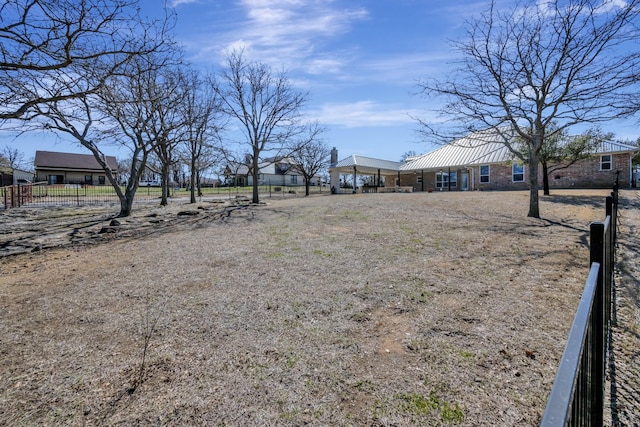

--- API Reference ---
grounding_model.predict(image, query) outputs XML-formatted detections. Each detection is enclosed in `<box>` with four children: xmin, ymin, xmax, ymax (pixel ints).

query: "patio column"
<box><xmin>353</xmin><ymin>166</ymin><xmax>357</xmax><ymax>193</ymax></box>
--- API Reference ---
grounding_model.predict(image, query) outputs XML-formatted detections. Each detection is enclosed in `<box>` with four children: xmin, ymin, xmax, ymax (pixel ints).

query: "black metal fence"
<box><xmin>1</xmin><ymin>182</ymin><xmax>160</xmax><ymax>208</ymax></box>
<box><xmin>541</xmin><ymin>187</ymin><xmax>618</xmax><ymax>426</ymax></box>
<box><xmin>1</xmin><ymin>182</ymin><xmax>325</xmax><ymax>209</ymax></box>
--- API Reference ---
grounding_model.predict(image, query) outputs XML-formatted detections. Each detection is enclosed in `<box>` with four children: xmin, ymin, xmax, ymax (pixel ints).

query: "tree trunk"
<box><xmin>190</xmin><ymin>156</ymin><xmax>197</xmax><ymax>204</ymax></box>
<box><xmin>527</xmin><ymin>154</ymin><xmax>540</xmax><ymax>218</ymax></box>
<box><xmin>305</xmin><ymin>179</ymin><xmax>310</xmax><ymax>196</ymax></box>
<box><xmin>160</xmin><ymin>164</ymin><xmax>169</xmax><ymax>206</ymax></box>
<box><xmin>542</xmin><ymin>161</ymin><xmax>550</xmax><ymax>196</ymax></box>
<box><xmin>196</xmin><ymin>170</ymin><xmax>202</xmax><ymax>197</ymax></box>
<box><xmin>251</xmin><ymin>154</ymin><xmax>260</xmax><ymax>204</ymax></box>
<box><xmin>119</xmin><ymin>191</ymin><xmax>135</xmax><ymax>217</ymax></box>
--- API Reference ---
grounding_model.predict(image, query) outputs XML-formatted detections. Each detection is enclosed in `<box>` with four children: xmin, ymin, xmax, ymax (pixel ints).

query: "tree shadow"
<box><xmin>540</xmin><ymin>194</ymin><xmax>609</xmax><ymax>210</ymax></box>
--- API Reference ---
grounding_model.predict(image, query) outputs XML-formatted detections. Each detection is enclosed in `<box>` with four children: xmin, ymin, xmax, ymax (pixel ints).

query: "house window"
<box><xmin>84</xmin><ymin>175</ymin><xmax>92</xmax><ymax>184</ymax></box>
<box><xmin>600</xmin><ymin>155</ymin><xmax>612</xmax><ymax>170</ymax></box>
<box><xmin>480</xmin><ymin>165</ymin><xmax>490</xmax><ymax>183</ymax></box>
<box><xmin>436</xmin><ymin>171</ymin><xmax>457</xmax><ymax>188</ymax></box>
<box><xmin>290</xmin><ymin>175</ymin><xmax>298</xmax><ymax>185</ymax></box>
<box><xmin>416</xmin><ymin>176</ymin><xmax>422</xmax><ymax>184</ymax></box>
<box><xmin>49</xmin><ymin>175</ymin><xmax>64</xmax><ymax>184</ymax></box>
<box><xmin>512</xmin><ymin>164</ymin><xmax>525</xmax><ymax>182</ymax></box>
<box><xmin>98</xmin><ymin>176</ymin><xmax>106</xmax><ymax>185</ymax></box>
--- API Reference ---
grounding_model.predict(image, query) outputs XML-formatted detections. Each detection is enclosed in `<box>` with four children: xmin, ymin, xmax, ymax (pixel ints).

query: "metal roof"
<box><xmin>401</xmin><ymin>128</ymin><xmax>639</xmax><ymax>172</ymax></box>
<box><xmin>593</xmin><ymin>140</ymin><xmax>639</xmax><ymax>154</ymax></box>
<box><xmin>401</xmin><ymin>128</ymin><xmax>513</xmax><ymax>171</ymax></box>
<box><xmin>332</xmin><ymin>155</ymin><xmax>402</xmax><ymax>173</ymax></box>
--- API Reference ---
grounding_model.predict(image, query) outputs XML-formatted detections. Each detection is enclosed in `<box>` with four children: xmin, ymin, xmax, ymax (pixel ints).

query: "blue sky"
<box><xmin>3</xmin><ymin>0</ymin><xmax>639</xmax><ymax>165</ymax></box>
<box><xmin>162</xmin><ymin>0</ymin><xmax>478</xmax><ymax>162</ymax></box>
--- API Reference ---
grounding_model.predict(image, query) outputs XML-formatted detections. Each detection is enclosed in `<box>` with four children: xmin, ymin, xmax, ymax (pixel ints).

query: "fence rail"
<box><xmin>541</xmin><ymin>188</ymin><xmax>618</xmax><ymax>426</ymax></box>
<box><xmin>1</xmin><ymin>182</ymin><xmax>325</xmax><ymax>209</ymax></box>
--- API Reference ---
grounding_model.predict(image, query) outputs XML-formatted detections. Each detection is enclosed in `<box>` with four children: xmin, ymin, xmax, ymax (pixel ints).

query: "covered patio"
<box><xmin>329</xmin><ymin>155</ymin><xmax>403</xmax><ymax>193</ymax></box>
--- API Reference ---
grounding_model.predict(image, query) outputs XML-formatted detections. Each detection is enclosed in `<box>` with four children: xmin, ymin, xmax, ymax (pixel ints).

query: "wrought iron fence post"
<box><xmin>590</xmin><ymin>221</ymin><xmax>606</xmax><ymax>427</ymax></box>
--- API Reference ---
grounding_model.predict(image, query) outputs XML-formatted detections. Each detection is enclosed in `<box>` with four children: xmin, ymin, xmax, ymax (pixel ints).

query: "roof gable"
<box><xmin>592</xmin><ymin>140</ymin><xmax>639</xmax><ymax>154</ymax></box>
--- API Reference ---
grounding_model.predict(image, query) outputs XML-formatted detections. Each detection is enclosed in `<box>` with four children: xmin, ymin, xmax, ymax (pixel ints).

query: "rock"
<box><xmin>98</xmin><ymin>226</ymin><xmax>118</xmax><ymax>234</ymax></box>
<box><xmin>177</xmin><ymin>210</ymin><xmax>200</xmax><ymax>216</ymax></box>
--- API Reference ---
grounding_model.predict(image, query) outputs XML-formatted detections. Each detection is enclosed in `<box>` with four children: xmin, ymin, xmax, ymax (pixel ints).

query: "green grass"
<box><xmin>374</xmin><ymin>390</ymin><xmax>464</xmax><ymax>424</ymax></box>
<box><xmin>27</xmin><ymin>183</ymin><xmax>325</xmax><ymax>201</ymax></box>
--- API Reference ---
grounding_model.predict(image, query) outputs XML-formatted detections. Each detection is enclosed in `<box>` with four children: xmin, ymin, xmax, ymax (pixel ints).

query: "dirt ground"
<box><xmin>607</xmin><ymin>190</ymin><xmax>640</xmax><ymax>427</ymax></box>
<box><xmin>0</xmin><ymin>190</ymin><xmax>635</xmax><ymax>426</ymax></box>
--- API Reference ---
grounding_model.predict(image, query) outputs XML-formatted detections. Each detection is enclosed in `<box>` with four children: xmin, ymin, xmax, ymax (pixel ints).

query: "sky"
<box><xmin>2</xmin><ymin>0</ymin><xmax>639</xmax><ymax>167</ymax></box>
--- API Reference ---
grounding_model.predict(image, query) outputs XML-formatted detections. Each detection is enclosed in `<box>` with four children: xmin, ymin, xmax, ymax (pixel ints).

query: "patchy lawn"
<box><xmin>0</xmin><ymin>190</ymin><xmax>616</xmax><ymax>425</ymax></box>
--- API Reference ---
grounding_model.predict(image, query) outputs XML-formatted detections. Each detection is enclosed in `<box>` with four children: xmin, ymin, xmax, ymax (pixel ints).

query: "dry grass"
<box><xmin>0</xmin><ymin>190</ymin><xmax>616</xmax><ymax>426</ymax></box>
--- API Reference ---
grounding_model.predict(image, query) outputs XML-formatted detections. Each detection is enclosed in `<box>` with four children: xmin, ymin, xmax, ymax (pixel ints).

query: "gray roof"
<box><xmin>593</xmin><ymin>140</ymin><xmax>639</xmax><ymax>154</ymax></box>
<box><xmin>332</xmin><ymin>155</ymin><xmax>402</xmax><ymax>173</ymax></box>
<box><xmin>34</xmin><ymin>150</ymin><xmax>118</xmax><ymax>171</ymax></box>
<box><xmin>401</xmin><ymin>128</ymin><xmax>513</xmax><ymax>171</ymax></box>
<box><xmin>401</xmin><ymin>128</ymin><xmax>639</xmax><ymax>171</ymax></box>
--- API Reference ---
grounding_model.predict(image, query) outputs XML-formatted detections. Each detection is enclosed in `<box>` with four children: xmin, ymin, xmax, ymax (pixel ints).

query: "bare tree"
<box><xmin>417</xmin><ymin>0</ymin><xmax>640</xmax><ymax>217</ymax></box>
<box><xmin>0</xmin><ymin>146</ymin><xmax>26</xmax><ymax>169</ymax></box>
<box><xmin>98</xmin><ymin>53</ymin><xmax>180</xmax><ymax>215</ymax></box>
<box><xmin>178</xmin><ymin>70</ymin><xmax>224</xmax><ymax>203</ymax></box>
<box><xmin>39</xmin><ymin>95</ymin><xmax>124</xmax><ymax>203</ymax></box>
<box><xmin>400</xmin><ymin>150</ymin><xmax>417</xmax><ymax>162</ymax></box>
<box><xmin>28</xmin><ymin>41</ymin><xmax>178</xmax><ymax>216</ymax></box>
<box><xmin>288</xmin><ymin>122</ymin><xmax>329</xmax><ymax>196</ymax></box>
<box><xmin>0</xmin><ymin>0</ymin><xmax>175</xmax><ymax>216</ymax></box>
<box><xmin>0</xmin><ymin>0</ymin><xmax>169</xmax><ymax>121</ymax></box>
<box><xmin>146</xmin><ymin>68</ymin><xmax>187</xmax><ymax>206</ymax></box>
<box><xmin>215</xmin><ymin>50</ymin><xmax>309</xmax><ymax>204</ymax></box>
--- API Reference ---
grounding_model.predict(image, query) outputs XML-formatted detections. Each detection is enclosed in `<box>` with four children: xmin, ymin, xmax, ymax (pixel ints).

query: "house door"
<box><xmin>461</xmin><ymin>172</ymin><xmax>469</xmax><ymax>191</ymax></box>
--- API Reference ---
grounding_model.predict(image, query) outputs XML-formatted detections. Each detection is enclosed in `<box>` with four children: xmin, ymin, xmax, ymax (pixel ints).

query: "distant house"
<box><xmin>0</xmin><ymin>165</ymin><xmax>35</xmax><ymax>186</ymax></box>
<box><xmin>224</xmin><ymin>157</ymin><xmax>320</xmax><ymax>187</ymax></box>
<box><xmin>34</xmin><ymin>150</ymin><xmax>118</xmax><ymax>185</ymax></box>
<box><xmin>330</xmin><ymin>128</ymin><xmax>639</xmax><ymax>192</ymax></box>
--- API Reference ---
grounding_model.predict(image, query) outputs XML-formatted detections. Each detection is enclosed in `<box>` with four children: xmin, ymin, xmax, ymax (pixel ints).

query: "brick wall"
<box><xmin>386</xmin><ymin>153</ymin><xmax>631</xmax><ymax>192</ymax></box>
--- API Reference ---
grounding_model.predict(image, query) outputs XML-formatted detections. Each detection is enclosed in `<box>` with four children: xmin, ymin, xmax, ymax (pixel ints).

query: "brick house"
<box><xmin>34</xmin><ymin>150</ymin><xmax>118</xmax><ymax>185</ymax></box>
<box><xmin>330</xmin><ymin>128</ymin><xmax>638</xmax><ymax>192</ymax></box>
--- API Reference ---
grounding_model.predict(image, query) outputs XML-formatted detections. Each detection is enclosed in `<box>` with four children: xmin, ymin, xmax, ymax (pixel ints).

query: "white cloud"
<box><xmin>170</xmin><ymin>0</ymin><xmax>200</xmax><ymax>6</ymax></box>
<box><xmin>306</xmin><ymin>57</ymin><xmax>345</xmax><ymax>75</ymax></box>
<box><xmin>312</xmin><ymin>101</ymin><xmax>421</xmax><ymax>128</ymax></box>
<box><xmin>212</xmin><ymin>1</ymin><xmax>368</xmax><ymax>69</ymax></box>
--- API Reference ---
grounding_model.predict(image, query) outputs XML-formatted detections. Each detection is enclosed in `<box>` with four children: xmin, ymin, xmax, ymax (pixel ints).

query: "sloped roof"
<box><xmin>34</xmin><ymin>151</ymin><xmax>118</xmax><ymax>171</ymax></box>
<box><xmin>593</xmin><ymin>140</ymin><xmax>639</xmax><ymax>154</ymax></box>
<box><xmin>401</xmin><ymin>128</ymin><xmax>513</xmax><ymax>171</ymax></box>
<box><xmin>401</xmin><ymin>128</ymin><xmax>639</xmax><ymax>171</ymax></box>
<box><xmin>332</xmin><ymin>155</ymin><xmax>402</xmax><ymax>173</ymax></box>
